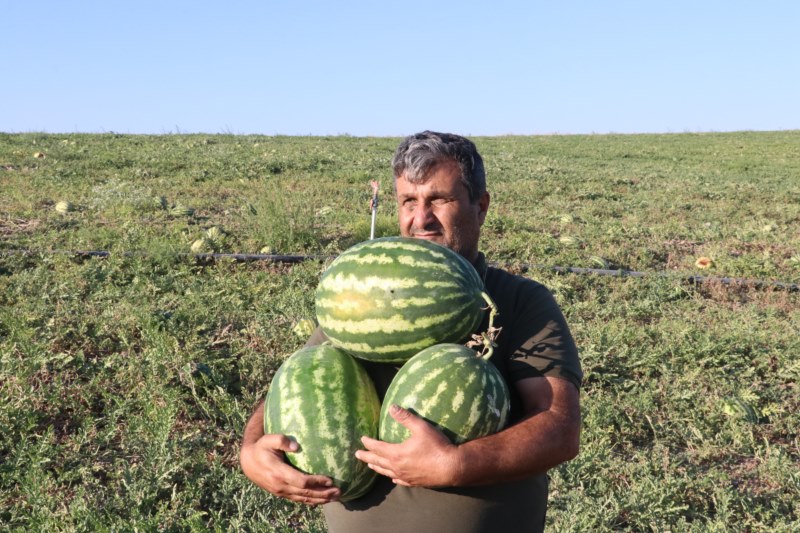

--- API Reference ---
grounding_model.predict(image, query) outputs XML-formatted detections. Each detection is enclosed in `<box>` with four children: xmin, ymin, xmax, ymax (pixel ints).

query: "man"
<box><xmin>240</xmin><ymin>131</ymin><xmax>583</xmax><ymax>532</ymax></box>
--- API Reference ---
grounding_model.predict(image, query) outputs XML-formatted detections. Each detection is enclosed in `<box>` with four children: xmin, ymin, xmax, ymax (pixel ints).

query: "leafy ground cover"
<box><xmin>1</xmin><ymin>132</ymin><xmax>798</xmax><ymax>531</ymax></box>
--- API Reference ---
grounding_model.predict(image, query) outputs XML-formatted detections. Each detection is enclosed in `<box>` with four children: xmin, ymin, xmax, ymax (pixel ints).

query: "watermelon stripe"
<box><xmin>315</xmin><ymin>296</ymin><xmax>383</xmax><ymax>312</ymax></box>
<box><xmin>462</xmin><ymin>373</ymin><xmax>487</xmax><ymax>439</ymax></box>
<box><xmin>436</xmin><ymin>358</ymin><xmax>477</xmax><ymax>439</ymax></box>
<box><xmin>332</xmin><ymin>253</ymin><xmax>395</xmax><ymax>265</ymax></box>
<box><xmin>349</xmin><ymin>239</ymin><xmax>450</xmax><ymax>257</ymax></box>
<box><xmin>327</xmin><ymin>336</ymin><xmax>439</xmax><ymax>357</ymax></box>
<box><xmin>319</xmin><ymin>300</ymin><xmax>476</xmax><ymax>336</ymax></box>
<box><xmin>316</xmin><ymin>291</ymin><xmax>465</xmax><ymax>314</ymax></box>
<box><xmin>395</xmin><ymin>254</ymin><xmax>463</xmax><ymax>273</ymax></box>
<box><xmin>421</xmin><ymin>281</ymin><xmax>461</xmax><ymax>289</ymax></box>
<box><xmin>321</xmin><ymin>273</ymin><xmax>421</xmax><ymax>292</ymax></box>
<box><xmin>390</xmin><ymin>296</ymin><xmax>437</xmax><ymax>309</ymax></box>
<box><xmin>321</xmin><ymin>305</ymin><xmax>465</xmax><ymax>335</ymax></box>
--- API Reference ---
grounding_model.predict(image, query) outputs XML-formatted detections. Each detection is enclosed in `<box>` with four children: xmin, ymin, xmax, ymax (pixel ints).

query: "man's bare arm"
<box><xmin>452</xmin><ymin>376</ymin><xmax>580</xmax><ymax>485</ymax></box>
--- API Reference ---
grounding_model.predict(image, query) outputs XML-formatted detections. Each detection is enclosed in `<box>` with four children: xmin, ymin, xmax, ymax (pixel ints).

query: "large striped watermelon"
<box><xmin>379</xmin><ymin>343</ymin><xmax>510</xmax><ymax>445</ymax></box>
<box><xmin>315</xmin><ymin>237</ymin><xmax>496</xmax><ymax>363</ymax></box>
<box><xmin>264</xmin><ymin>344</ymin><xmax>380</xmax><ymax>501</ymax></box>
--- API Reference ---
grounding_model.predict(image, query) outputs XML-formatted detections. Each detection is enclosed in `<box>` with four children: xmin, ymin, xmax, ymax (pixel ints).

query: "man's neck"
<box><xmin>471</xmin><ymin>251</ymin><xmax>488</xmax><ymax>280</ymax></box>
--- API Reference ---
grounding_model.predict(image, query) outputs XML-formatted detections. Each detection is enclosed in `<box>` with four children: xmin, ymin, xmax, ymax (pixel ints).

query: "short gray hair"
<box><xmin>392</xmin><ymin>131</ymin><xmax>486</xmax><ymax>203</ymax></box>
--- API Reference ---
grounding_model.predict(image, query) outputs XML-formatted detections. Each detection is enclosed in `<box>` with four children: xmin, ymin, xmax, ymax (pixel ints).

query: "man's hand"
<box><xmin>239</xmin><ymin>404</ymin><xmax>341</xmax><ymax>505</ymax></box>
<box><xmin>357</xmin><ymin>377</ymin><xmax>580</xmax><ymax>489</ymax></box>
<box><xmin>355</xmin><ymin>404</ymin><xmax>462</xmax><ymax>488</ymax></box>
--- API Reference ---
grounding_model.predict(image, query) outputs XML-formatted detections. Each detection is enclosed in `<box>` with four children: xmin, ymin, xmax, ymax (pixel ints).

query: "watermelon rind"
<box><xmin>315</xmin><ymin>237</ymin><xmax>491</xmax><ymax>363</ymax></box>
<box><xmin>379</xmin><ymin>343</ymin><xmax>510</xmax><ymax>445</ymax></box>
<box><xmin>264</xmin><ymin>345</ymin><xmax>380</xmax><ymax>501</ymax></box>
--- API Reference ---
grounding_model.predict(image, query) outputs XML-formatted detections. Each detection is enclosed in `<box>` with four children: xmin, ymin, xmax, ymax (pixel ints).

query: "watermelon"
<box><xmin>55</xmin><ymin>200</ymin><xmax>75</xmax><ymax>214</ymax></box>
<box><xmin>170</xmin><ymin>204</ymin><xmax>195</xmax><ymax>217</ymax></box>
<box><xmin>292</xmin><ymin>318</ymin><xmax>317</xmax><ymax>339</ymax></box>
<box><xmin>190</xmin><ymin>238</ymin><xmax>210</xmax><ymax>253</ymax></box>
<box><xmin>315</xmin><ymin>237</ymin><xmax>496</xmax><ymax>363</ymax></box>
<box><xmin>379</xmin><ymin>343</ymin><xmax>510</xmax><ymax>445</ymax></box>
<box><xmin>264</xmin><ymin>344</ymin><xmax>380</xmax><ymax>501</ymax></box>
<box><xmin>205</xmin><ymin>225</ymin><xmax>224</xmax><ymax>241</ymax></box>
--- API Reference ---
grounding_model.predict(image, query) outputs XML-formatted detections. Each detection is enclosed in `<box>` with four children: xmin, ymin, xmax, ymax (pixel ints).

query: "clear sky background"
<box><xmin>3</xmin><ymin>1</ymin><xmax>798</xmax><ymax>136</ymax></box>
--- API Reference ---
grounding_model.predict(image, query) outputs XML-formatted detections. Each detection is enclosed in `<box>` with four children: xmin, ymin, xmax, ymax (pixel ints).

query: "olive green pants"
<box><xmin>323</xmin><ymin>474</ymin><xmax>548</xmax><ymax>533</ymax></box>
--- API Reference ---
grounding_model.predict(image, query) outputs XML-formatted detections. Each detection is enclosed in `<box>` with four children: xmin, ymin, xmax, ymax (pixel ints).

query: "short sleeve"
<box><xmin>485</xmin><ymin>269</ymin><xmax>583</xmax><ymax>390</ymax></box>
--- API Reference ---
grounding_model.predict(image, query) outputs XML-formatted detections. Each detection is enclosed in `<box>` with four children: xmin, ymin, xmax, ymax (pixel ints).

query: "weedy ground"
<box><xmin>1</xmin><ymin>132</ymin><xmax>798</xmax><ymax>531</ymax></box>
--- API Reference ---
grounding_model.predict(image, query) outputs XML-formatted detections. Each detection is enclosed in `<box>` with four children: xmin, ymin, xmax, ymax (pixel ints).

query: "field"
<box><xmin>1</xmin><ymin>131</ymin><xmax>799</xmax><ymax>532</ymax></box>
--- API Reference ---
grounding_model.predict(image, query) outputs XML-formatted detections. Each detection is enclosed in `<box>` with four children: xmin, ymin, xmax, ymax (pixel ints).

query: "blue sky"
<box><xmin>3</xmin><ymin>1</ymin><xmax>798</xmax><ymax>136</ymax></box>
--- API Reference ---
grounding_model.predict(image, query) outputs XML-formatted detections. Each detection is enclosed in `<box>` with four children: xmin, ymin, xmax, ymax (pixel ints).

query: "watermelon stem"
<box><xmin>472</xmin><ymin>292</ymin><xmax>500</xmax><ymax>360</ymax></box>
<box><xmin>481</xmin><ymin>292</ymin><xmax>498</xmax><ymax>331</ymax></box>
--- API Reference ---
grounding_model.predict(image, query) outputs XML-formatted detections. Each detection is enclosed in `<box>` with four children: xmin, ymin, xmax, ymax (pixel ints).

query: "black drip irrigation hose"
<box><xmin>514</xmin><ymin>264</ymin><xmax>799</xmax><ymax>292</ymax></box>
<box><xmin>2</xmin><ymin>248</ymin><xmax>798</xmax><ymax>292</ymax></box>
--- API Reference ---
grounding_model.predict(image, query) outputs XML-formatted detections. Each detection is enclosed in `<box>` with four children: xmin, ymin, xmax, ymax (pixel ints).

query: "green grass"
<box><xmin>1</xmin><ymin>131</ymin><xmax>799</xmax><ymax>531</ymax></box>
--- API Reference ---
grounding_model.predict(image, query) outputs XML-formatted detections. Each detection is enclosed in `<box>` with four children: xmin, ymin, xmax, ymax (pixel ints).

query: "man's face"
<box><xmin>396</xmin><ymin>160</ymin><xmax>489</xmax><ymax>263</ymax></box>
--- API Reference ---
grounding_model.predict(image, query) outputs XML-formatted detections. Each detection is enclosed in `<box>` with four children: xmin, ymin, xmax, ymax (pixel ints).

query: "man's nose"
<box><xmin>414</xmin><ymin>203</ymin><xmax>437</xmax><ymax>228</ymax></box>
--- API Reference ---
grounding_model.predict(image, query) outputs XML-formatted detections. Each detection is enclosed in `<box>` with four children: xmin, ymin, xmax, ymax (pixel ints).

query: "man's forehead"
<box><xmin>395</xmin><ymin>173</ymin><xmax>467</xmax><ymax>198</ymax></box>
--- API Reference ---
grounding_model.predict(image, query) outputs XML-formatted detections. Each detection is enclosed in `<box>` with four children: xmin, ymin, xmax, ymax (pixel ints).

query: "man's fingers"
<box><xmin>363</xmin><ymin>460</ymin><xmax>398</xmax><ymax>480</ymax></box>
<box><xmin>272</xmin><ymin>467</ymin><xmax>341</xmax><ymax>503</ymax></box>
<box><xmin>286</xmin><ymin>469</ymin><xmax>336</xmax><ymax>490</ymax></box>
<box><xmin>358</xmin><ymin>436</ymin><xmax>402</xmax><ymax>468</ymax></box>
<box><xmin>388</xmin><ymin>404</ymin><xmax>430</xmax><ymax>434</ymax></box>
<box><xmin>283</xmin><ymin>484</ymin><xmax>341</xmax><ymax>505</ymax></box>
<box><xmin>250</xmin><ymin>433</ymin><xmax>341</xmax><ymax>503</ymax></box>
<box><xmin>356</xmin><ymin>441</ymin><xmax>407</xmax><ymax>482</ymax></box>
<box><xmin>258</xmin><ymin>433</ymin><xmax>299</xmax><ymax>453</ymax></box>
<box><xmin>360</xmin><ymin>435</ymin><xmax>388</xmax><ymax>453</ymax></box>
<box><xmin>355</xmin><ymin>447</ymin><xmax>385</xmax><ymax>468</ymax></box>
<box><xmin>270</xmin><ymin>456</ymin><xmax>339</xmax><ymax>492</ymax></box>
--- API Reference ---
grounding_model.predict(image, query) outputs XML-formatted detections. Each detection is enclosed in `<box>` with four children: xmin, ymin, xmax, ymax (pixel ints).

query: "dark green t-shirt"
<box><xmin>314</xmin><ymin>253</ymin><xmax>582</xmax><ymax>533</ymax></box>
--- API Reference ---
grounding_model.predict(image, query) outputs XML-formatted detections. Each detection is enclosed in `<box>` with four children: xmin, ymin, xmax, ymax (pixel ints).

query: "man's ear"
<box><xmin>477</xmin><ymin>191</ymin><xmax>490</xmax><ymax>226</ymax></box>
